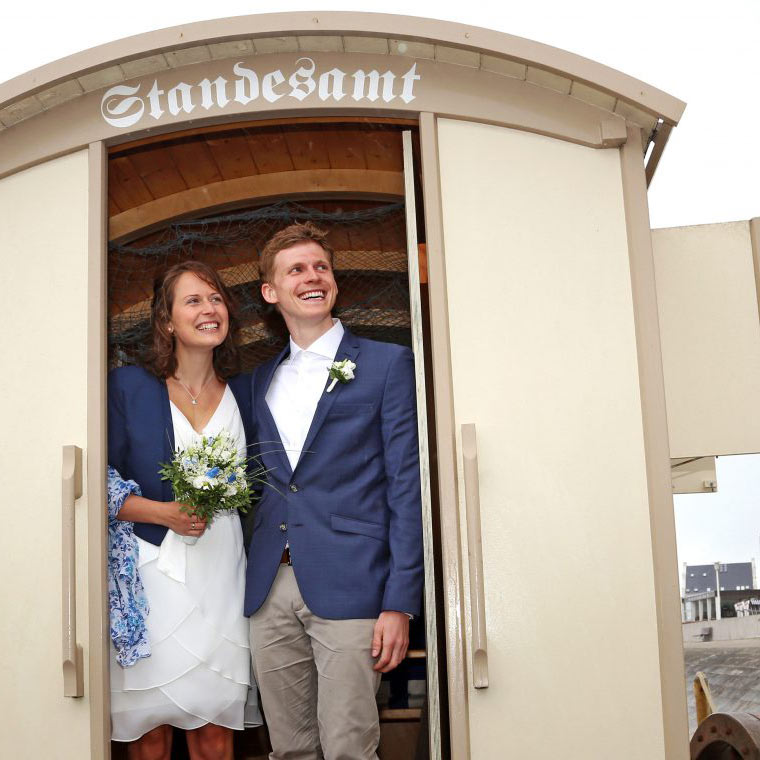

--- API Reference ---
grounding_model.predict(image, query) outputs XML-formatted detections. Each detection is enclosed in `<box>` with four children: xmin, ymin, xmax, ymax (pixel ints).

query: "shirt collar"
<box><xmin>289</xmin><ymin>319</ymin><xmax>344</xmax><ymax>362</ymax></box>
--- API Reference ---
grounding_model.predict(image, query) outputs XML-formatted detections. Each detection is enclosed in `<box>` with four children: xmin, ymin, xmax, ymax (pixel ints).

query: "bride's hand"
<box><xmin>165</xmin><ymin>502</ymin><xmax>207</xmax><ymax>537</ymax></box>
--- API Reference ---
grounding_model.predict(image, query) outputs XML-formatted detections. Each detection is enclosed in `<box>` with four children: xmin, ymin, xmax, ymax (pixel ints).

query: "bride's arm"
<box><xmin>118</xmin><ymin>493</ymin><xmax>206</xmax><ymax>536</ymax></box>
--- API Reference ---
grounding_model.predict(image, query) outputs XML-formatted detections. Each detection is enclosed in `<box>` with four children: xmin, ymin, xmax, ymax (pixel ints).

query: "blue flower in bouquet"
<box><xmin>159</xmin><ymin>428</ymin><xmax>267</xmax><ymax>522</ymax></box>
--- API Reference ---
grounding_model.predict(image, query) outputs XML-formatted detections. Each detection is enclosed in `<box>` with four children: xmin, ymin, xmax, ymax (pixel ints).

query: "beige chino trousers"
<box><xmin>249</xmin><ymin>565</ymin><xmax>381</xmax><ymax>760</ymax></box>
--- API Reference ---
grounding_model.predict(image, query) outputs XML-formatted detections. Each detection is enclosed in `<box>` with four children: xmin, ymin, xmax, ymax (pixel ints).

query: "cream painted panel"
<box><xmin>0</xmin><ymin>151</ymin><xmax>91</xmax><ymax>757</ymax></box>
<box><xmin>437</xmin><ymin>120</ymin><xmax>665</xmax><ymax>760</ymax></box>
<box><xmin>652</xmin><ymin>222</ymin><xmax>760</xmax><ymax>458</ymax></box>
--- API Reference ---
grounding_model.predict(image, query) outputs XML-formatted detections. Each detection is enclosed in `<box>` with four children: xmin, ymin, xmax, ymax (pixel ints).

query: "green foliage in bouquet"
<box><xmin>159</xmin><ymin>429</ymin><xmax>267</xmax><ymax>522</ymax></box>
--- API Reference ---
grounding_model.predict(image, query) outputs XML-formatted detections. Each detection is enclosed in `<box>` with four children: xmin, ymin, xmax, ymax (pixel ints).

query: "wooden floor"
<box><xmin>683</xmin><ymin>637</ymin><xmax>760</xmax><ymax>735</ymax></box>
<box><xmin>111</xmin><ymin>715</ymin><xmax>425</xmax><ymax>759</ymax></box>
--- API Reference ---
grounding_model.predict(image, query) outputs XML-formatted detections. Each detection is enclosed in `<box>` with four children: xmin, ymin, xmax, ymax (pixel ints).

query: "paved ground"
<box><xmin>683</xmin><ymin>638</ymin><xmax>760</xmax><ymax>735</ymax></box>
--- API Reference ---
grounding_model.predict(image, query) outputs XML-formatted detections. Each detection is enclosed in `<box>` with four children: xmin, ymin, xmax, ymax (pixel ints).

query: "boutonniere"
<box><xmin>326</xmin><ymin>358</ymin><xmax>356</xmax><ymax>393</ymax></box>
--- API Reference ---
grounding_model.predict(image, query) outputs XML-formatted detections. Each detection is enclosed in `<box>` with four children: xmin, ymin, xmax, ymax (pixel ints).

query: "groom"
<box><xmin>245</xmin><ymin>222</ymin><xmax>424</xmax><ymax>759</ymax></box>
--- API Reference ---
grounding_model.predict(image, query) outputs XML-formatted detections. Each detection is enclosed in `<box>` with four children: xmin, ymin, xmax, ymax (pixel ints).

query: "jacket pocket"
<box><xmin>331</xmin><ymin>513</ymin><xmax>387</xmax><ymax>541</ymax></box>
<box><xmin>326</xmin><ymin>403</ymin><xmax>375</xmax><ymax>418</ymax></box>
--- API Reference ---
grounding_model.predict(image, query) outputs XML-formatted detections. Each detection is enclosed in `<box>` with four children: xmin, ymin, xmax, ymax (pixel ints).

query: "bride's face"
<box><xmin>168</xmin><ymin>272</ymin><xmax>229</xmax><ymax>352</ymax></box>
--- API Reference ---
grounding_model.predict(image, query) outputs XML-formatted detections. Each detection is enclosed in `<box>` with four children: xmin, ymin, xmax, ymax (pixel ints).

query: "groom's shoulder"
<box><xmin>354</xmin><ymin>335</ymin><xmax>411</xmax><ymax>362</ymax></box>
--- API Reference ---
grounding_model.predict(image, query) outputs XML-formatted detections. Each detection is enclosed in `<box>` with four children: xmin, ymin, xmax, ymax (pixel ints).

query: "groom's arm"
<box><xmin>378</xmin><ymin>345</ymin><xmax>424</xmax><ymax>615</ymax></box>
<box><xmin>373</xmin><ymin>346</ymin><xmax>423</xmax><ymax>672</ymax></box>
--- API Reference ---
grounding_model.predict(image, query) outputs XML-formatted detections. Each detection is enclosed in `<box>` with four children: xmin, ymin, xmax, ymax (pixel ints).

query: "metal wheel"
<box><xmin>691</xmin><ymin>713</ymin><xmax>760</xmax><ymax>760</ymax></box>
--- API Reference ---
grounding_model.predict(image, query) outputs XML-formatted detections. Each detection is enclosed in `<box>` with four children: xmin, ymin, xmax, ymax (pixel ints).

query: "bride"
<box><xmin>107</xmin><ymin>261</ymin><xmax>258</xmax><ymax>760</ymax></box>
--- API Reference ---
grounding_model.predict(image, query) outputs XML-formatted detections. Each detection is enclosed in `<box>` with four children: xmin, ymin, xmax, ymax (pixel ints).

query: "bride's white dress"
<box><xmin>110</xmin><ymin>385</ymin><xmax>257</xmax><ymax>741</ymax></box>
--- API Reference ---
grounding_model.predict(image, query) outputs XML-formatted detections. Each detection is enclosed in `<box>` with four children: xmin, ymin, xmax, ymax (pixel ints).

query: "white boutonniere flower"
<box><xmin>326</xmin><ymin>358</ymin><xmax>356</xmax><ymax>393</ymax></box>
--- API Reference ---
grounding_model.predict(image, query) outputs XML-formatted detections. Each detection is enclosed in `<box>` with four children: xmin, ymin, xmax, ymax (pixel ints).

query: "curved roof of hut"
<box><xmin>0</xmin><ymin>12</ymin><xmax>685</xmax><ymax>121</ymax></box>
<box><xmin>0</xmin><ymin>12</ymin><xmax>685</xmax><ymax>182</ymax></box>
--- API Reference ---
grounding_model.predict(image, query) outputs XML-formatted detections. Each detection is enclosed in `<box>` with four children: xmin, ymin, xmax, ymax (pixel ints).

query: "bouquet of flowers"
<box><xmin>159</xmin><ymin>429</ymin><xmax>263</xmax><ymax>542</ymax></box>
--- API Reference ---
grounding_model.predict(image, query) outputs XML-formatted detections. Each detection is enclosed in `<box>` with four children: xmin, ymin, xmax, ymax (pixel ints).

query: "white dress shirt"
<box><xmin>265</xmin><ymin>319</ymin><xmax>345</xmax><ymax>471</ymax></box>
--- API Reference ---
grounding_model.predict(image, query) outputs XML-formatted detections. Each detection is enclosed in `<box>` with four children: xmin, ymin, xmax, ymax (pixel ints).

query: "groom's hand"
<box><xmin>372</xmin><ymin>611</ymin><xmax>410</xmax><ymax>673</ymax></box>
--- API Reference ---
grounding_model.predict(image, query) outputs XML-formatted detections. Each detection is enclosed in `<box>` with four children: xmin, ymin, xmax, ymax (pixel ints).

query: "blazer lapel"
<box><xmin>296</xmin><ymin>329</ymin><xmax>361</xmax><ymax>472</ymax></box>
<box><xmin>159</xmin><ymin>380</ymin><xmax>175</xmax><ymax>501</ymax></box>
<box><xmin>255</xmin><ymin>344</ymin><xmax>293</xmax><ymax>476</ymax></box>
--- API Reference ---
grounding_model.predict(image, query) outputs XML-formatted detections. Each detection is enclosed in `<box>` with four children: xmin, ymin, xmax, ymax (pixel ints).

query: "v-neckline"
<box><xmin>170</xmin><ymin>384</ymin><xmax>229</xmax><ymax>435</ymax></box>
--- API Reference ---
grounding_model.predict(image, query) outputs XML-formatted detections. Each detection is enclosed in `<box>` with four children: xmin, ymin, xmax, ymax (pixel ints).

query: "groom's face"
<box><xmin>261</xmin><ymin>240</ymin><xmax>338</xmax><ymax>326</ymax></box>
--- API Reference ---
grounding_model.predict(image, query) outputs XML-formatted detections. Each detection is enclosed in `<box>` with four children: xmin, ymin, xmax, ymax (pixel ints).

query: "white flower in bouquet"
<box><xmin>159</xmin><ymin>429</ymin><xmax>267</xmax><ymax>528</ymax></box>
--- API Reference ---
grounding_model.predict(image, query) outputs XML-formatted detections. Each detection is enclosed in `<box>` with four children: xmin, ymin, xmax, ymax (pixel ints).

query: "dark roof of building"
<box><xmin>685</xmin><ymin>562</ymin><xmax>753</xmax><ymax>594</ymax></box>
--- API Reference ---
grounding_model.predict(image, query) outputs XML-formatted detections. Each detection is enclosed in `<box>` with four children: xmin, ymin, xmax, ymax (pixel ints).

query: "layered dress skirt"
<box><xmin>111</xmin><ymin>386</ymin><xmax>259</xmax><ymax>741</ymax></box>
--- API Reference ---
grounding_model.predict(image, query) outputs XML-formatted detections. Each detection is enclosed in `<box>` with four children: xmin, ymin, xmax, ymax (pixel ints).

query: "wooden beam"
<box><xmin>107</xmin><ymin>116</ymin><xmax>417</xmax><ymax>155</ymax></box>
<box><xmin>109</xmin><ymin>168</ymin><xmax>404</xmax><ymax>242</ymax></box>
<box><xmin>694</xmin><ymin>672</ymin><xmax>715</xmax><ymax>726</ymax></box>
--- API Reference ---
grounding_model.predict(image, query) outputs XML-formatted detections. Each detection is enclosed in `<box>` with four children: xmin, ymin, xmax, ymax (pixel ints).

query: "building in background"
<box><xmin>683</xmin><ymin>562</ymin><xmax>755</xmax><ymax>594</ymax></box>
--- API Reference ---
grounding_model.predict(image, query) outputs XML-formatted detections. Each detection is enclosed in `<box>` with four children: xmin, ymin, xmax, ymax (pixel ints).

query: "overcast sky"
<box><xmin>3</xmin><ymin>0</ymin><xmax>759</xmax><ymax>572</ymax></box>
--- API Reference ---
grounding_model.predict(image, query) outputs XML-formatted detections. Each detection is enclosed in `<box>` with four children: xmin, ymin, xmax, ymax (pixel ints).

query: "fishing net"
<box><xmin>108</xmin><ymin>199</ymin><xmax>411</xmax><ymax>371</ymax></box>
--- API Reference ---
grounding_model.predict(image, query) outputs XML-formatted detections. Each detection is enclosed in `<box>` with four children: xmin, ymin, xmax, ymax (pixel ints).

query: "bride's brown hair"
<box><xmin>143</xmin><ymin>261</ymin><xmax>241</xmax><ymax>380</ymax></box>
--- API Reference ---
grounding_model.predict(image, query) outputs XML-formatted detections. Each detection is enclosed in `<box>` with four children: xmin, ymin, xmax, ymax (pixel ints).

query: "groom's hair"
<box><xmin>259</xmin><ymin>222</ymin><xmax>334</xmax><ymax>283</ymax></box>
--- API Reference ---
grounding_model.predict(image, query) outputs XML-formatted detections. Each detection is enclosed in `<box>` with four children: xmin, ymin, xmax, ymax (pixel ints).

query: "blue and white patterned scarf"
<box><xmin>107</xmin><ymin>466</ymin><xmax>150</xmax><ymax>667</ymax></box>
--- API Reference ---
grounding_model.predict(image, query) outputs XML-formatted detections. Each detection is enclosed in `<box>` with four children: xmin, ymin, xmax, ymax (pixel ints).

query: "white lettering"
<box><xmin>101</xmin><ymin>84</ymin><xmax>144</xmax><ymax>128</ymax></box>
<box><xmin>146</xmin><ymin>80</ymin><xmax>164</xmax><ymax>120</ymax></box>
<box><xmin>379</xmin><ymin>71</ymin><xmax>396</xmax><ymax>103</ymax></box>
<box><xmin>199</xmin><ymin>76</ymin><xmax>229</xmax><ymax>110</ymax></box>
<box><xmin>352</xmin><ymin>69</ymin><xmax>395</xmax><ymax>102</ymax></box>
<box><xmin>167</xmin><ymin>82</ymin><xmax>195</xmax><ymax>116</ymax></box>
<box><xmin>400</xmin><ymin>63</ymin><xmax>420</xmax><ymax>104</ymax></box>
<box><xmin>262</xmin><ymin>70</ymin><xmax>285</xmax><ymax>102</ymax></box>
<box><xmin>233</xmin><ymin>62</ymin><xmax>259</xmax><ymax>104</ymax></box>
<box><xmin>318</xmin><ymin>68</ymin><xmax>345</xmax><ymax>102</ymax></box>
<box><xmin>352</xmin><ymin>70</ymin><xmax>380</xmax><ymax>102</ymax></box>
<box><xmin>288</xmin><ymin>57</ymin><xmax>316</xmax><ymax>101</ymax></box>
<box><xmin>99</xmin><ymin>58</ymin><xmax>424</xmax><ymax>128</ymax></box>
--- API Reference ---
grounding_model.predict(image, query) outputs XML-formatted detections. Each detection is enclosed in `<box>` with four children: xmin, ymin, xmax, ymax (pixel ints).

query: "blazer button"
<box><xmin>289</xmin><ymin>483</ymin><xmax>299</xmax><ymax>492</ymax></box>
<box><xmin>279</xmin><ymin>523</ymin><xmax>287</xmax><ymax>532</ymax></box>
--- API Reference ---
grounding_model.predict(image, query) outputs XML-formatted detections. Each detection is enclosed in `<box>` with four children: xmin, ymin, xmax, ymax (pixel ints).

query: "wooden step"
<box><xmin>379</xmin><ymin>707</ymin><xmax>422</xmax><ymax>722</ymax></box>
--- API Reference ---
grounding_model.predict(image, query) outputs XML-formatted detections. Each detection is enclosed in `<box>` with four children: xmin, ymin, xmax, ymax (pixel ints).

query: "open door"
<box><xmin>430</xmin><ymin>117</ymin><xmax>673</xmax><ymax>759</ymax></box>
<box><xmin>401</xmin><ymin>129</ymin><xmax>443</xmax><ymax>760</ymax></box>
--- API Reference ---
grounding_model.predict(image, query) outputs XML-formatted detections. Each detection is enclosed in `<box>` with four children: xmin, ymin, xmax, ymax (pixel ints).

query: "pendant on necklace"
<box><xmin>191</xmin><ymin>399</ymin><xmax>198</xmax><ymax>405</ymax></box>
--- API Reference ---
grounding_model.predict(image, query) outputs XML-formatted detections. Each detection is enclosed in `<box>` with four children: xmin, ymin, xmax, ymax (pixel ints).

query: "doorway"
<box><xmin>106</xmin><ymin>118</ymin><xmax>446</xmax><ymax>760</ymax></box>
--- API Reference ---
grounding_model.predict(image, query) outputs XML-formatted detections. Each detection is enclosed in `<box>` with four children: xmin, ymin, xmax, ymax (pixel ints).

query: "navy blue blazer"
<box><xmin>108</xmin><ymin>365</ymin><xmax>254</xmax><ymax>546</ymax></box>
<box><xmin>244</xmin><ymin>329</ymin><xmax>424</xmax><ymax>619</ymax></box>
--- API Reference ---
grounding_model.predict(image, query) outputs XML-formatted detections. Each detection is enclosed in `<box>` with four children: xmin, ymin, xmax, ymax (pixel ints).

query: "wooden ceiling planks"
<box><xmin>127</xmin><ymin>144</ymin><xmax>188</xmax><ymax>199</ymax></box>
<box><xmin>244</xmin><ymin>130</ymin><xmax>295</xmax><ymax>174</ymax></box>
<box><xmin>108</xmin><ymin>121</ymin><xmax>412</xmax><ymax>252</ymax></box>
<box><xmin>109</xmin><ymin>155</ymin><xmax>154</xmax><ymax>209</ymax></box>
<box><xmin>323</xmin><ymin>128</ymin><xmax>369</xmax><ymax>170</ymax></box>
<box><xmin>364</xmin><ymin>130</ymin><xmax>404</xmax><ymax>172</ymax></box>
<box><xmin>167</xmin><ymin>139</ymin><xmax>223</xmax><ymax>188</ymax></box>
<box><xmin>109</xmin><ymin>122</ymin><xmax>407</xmax><ymax>220</ymax></box>
<box><xmin>283</xmin><ymin>127</ymin><xmax>332</xmax><ymax>171</ymax></box>
<box><xmin>205</xmin><ymin>133</ymin><xmax>259</xmax><ymax>180</ymax></box>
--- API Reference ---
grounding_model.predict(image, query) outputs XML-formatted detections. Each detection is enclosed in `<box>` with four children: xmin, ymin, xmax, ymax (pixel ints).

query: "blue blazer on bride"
<box><xmin>244</xmin><ymin>328</ymin><xmax>424</xmax><ymax>620</ymax></box>
<box><xmin>108</xmin><ymin>365</ymin><xmax>254</xmax><ymax>547</ymax></box>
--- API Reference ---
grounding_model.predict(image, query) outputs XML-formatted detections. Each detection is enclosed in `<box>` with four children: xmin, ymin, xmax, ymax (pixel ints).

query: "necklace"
<box><xmin>174</xmin><ymin>373</ymin><xmax>214</xmax><ymax>405</ymax></box>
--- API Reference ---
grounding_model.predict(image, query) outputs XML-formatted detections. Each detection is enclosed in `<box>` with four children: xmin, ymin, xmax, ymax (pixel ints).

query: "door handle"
<box><xmin>62</xmin><ymin>445</ymin><xmax>84</xmax><ymax>697</ymax></box>
<box><xmin>461</xmin><ymin>423</ymin><xmax>489</xmax><ymax>688</ymax></box>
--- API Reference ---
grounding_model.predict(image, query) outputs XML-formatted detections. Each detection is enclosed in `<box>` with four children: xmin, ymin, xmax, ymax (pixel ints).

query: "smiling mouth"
<box><xmin>299</xmin><ymin>290</ymin><xmax>326</xmax><ymax>301</ymax></box>
<box><xmin>196</xmin><ymin>322</ymin><xmax>220</xmax><ymax>331</ymax></box>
